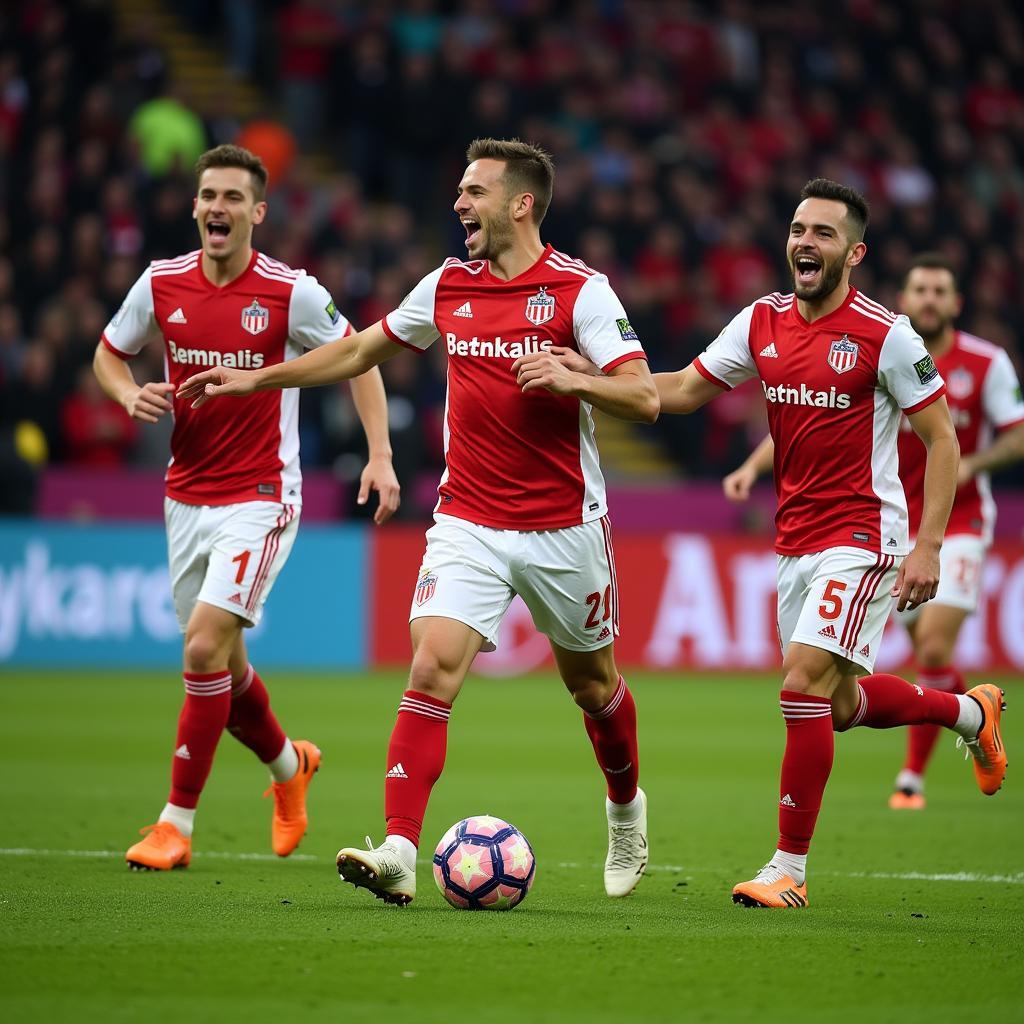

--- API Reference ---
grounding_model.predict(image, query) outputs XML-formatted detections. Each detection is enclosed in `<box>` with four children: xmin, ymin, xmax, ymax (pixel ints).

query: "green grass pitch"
<box><xmin>1</xmin><ymin>669</ymin><xmax>1021</xmax><ymax>1023</ymax></box>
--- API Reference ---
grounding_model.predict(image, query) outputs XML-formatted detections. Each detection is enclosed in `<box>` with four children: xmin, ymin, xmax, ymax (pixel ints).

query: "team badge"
<box><xmin>947</xmin><ymin>367</ymin><xmax>973</xmax><ymax>400</ymax></box>
<box><xmin>415</xmin><ymin>571</ymin><xmax>438</xmax><ymax>606</ymax></box>
<box><xmin>827</xmin><ymin>334</ymin><xmax>859</xmax><ymax>374</ymax></box>
<box><xmin>241</xmin><ymin>299</ymin><xmax>269</xmax><ymax>336</ymax></box>
<box><xmin>525</xmin><ymin>286</ymin><xmax>556</xmax><ymax>326</ymax></box>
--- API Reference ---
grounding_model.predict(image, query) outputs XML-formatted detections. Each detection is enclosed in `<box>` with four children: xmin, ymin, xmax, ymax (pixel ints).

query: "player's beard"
<box><xmin>908</xmin><ymin>310</ymin><xmax>953</xmax><ymax>343</ymax></box>
<box><xmin>476</xmin><ymin>210</ymin><xmax>516</xmax><ymax>263</ymax></box>
<box><xmin>791</xmin><ymin>250</ymin><xmax>846</xmax><ymax>302</ymax></box>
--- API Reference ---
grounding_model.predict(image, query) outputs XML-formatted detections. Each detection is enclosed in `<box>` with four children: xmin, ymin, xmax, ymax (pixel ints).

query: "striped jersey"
<box><xmin>382</xmin><ymin>244</ymin><xmax>647</xmax><ymax>530</ymax></box>
<box><xmin>101</xmin><ymin>249</ymin><xmax>352</xmax><ymax>506</ymax></box>
<box><xmin>694</xmin><ymin>286</ymin><xmax>946</xmax><ymax>556</ymax></box>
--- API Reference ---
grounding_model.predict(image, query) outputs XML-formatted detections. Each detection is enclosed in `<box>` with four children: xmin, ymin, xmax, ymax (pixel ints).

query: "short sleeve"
<box><xmin>692</xmin><ymin>304</ymin><xmax>757</xmax><ymax>390</ymax></box>
<box><xmin>982</xmin><ymin>348</ymin><xmax>1024</xmax><ymax>429</ymax></box>
<box><xmin>572</xmin><ymin>275</ymin><xmax>647</xmax><ymax>372</ymax></box>
<box><xmin>289</xmin><ymin>272</ymin><xmax>354</xmax><ymax>349</ymax></box>
<box><xmin>381</xmin><ymin>266</ymin><xmax>444</xmax><ymax>352</ymax></box>
<box><xmin>878</xmin><ymin>316</ymin><xmax>946</xmax><ymax>414</ymax></box>
<box><xmin>101</xmin><ymin>267</ymin><xmax>160</xmax><ymax>359</ymax></box>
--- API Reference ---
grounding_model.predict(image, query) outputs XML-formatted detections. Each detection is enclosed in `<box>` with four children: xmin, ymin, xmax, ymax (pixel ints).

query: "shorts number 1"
<box><xmin>231</xmin><ymin>550</ymin><xmax>251</xmax><ymax>585</ymax></box>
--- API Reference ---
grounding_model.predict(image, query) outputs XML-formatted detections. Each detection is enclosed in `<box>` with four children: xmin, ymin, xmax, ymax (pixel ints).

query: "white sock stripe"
<box><xmin>588</xmin><ymin>677</ymin><xmax>626</xmax><ymax>720</ymax></box>
<box><xmin>398</xmin><ymin>697</ymin><xmax>451</xmax><ymax>721</ymax></box>
<box><xmin>232</xmin><ymin>664</ymin><xmax>255</xmax><ymax>697</ymax></box>
<box><xmin>782</xmin><ymin>710</ymin><xmax>833</xmax><ymax>720</ymax></box>
<box><xmin>184</xmin><ymin>677</ymin><xmax>232</xmax><ymax>696</ymax></box>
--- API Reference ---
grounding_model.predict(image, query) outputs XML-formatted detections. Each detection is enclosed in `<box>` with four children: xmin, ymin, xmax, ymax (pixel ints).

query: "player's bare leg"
<box><xmin>553</xmin><ymin>642</ymin><xmax>647</xmax><ymax>897</ymax></box>
<box><xmin>225</xmin><ymin>636</ymin><xmax>320</xmax><ymax>855</ymax></box>
<box><xmin>891</xmin><ymin>605</ymin><xmax>970</xmax><ymax>809</ymax></box>
<box><xmin>337</xmin><ymin>616</ymin><xmax>483</xmax><ymax>905</ymax></box>
<box><xmin>127</xmin><ymin>603</ymin><xmax>238</xmax><ymax>869</ymax></box>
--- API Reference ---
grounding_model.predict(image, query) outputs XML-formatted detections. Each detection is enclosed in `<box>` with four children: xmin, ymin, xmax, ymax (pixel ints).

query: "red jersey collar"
<box><xmin>480</xmin><ymin>243</ymin><xmax>553</xmax><ymax>285</ymax></box>
<box><xmin>792</xmin><ymin>284</ymin><xmax>859</xmax><ymax>328</ymax></box>
<box><xmin>197</xmin><ymin>248</ymin><xmax>259</xmax><ymax>290</ymax></box>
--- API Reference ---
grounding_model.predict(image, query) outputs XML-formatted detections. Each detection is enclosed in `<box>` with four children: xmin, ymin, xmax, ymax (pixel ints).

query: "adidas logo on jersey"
<box><xmin>818</xmin><ymin>624</ymin><xmax>838</xmax><ymax>639</ymax></box>
<box><xmin>759</xmin><ymin>342</ymin><xmax>779</xmax><ymax>358</ymax></box>
<box><xmin>174</xmin><ymin>744</ymin><xmax>191</xmax><ymax>760</ymax></box>
<box><xmin>386</xmin><ymin>762</ymin><xmax>408</xmax><ymax>779</ymax></box>
<box><xmin>167</xmin><ymin>307</ymin><xmax>188</xmax><ymax>324</ymax></box>
<box><xmin>780</xmin><ymin>793</ymin><xmax>797</xmax><ymax>807</ymax></box>
<box><xmin>452</xmin><ymin>301</ymin><xmax>473</xmax><ymax>318</ymax></box>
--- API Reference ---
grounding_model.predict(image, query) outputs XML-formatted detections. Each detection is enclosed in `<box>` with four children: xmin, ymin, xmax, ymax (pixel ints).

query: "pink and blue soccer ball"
<box><xmin>432</xmin><ymin>815</ymin><xmax>536</xmax><ymax>910</ymax></box>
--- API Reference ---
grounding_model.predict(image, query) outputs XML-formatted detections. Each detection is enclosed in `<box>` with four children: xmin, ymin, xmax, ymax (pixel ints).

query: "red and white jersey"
<box><xmin>102</xmin><ymin>249</ymin><xmax>352</xmax><ymax>507</ymax></box>
<box><xmin>381</xmin><ymin>244</ymin><xmax>646</xmax><ymax>530</ymax></box>
<box><xmin>695</xmin><ymin>286</ymin><xmax>946</xmax><ymax>556</ymax></box>
<box><xmin>899</xmin><ymin>331</ymin><xmax>1024</xmax><ymax>543</ymax></box>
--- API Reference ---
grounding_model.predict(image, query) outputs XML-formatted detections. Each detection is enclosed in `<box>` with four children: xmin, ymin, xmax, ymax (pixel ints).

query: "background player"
<box><xmin>93</xmin><ymin>144</ymin><xmax>400</xmax><ymax>870</ymax></box>
<box><xmin>557</xmin><ymin>178</ymin><xmax>1007</xmax><ymax>908</ymax></box>
<box><xmin>178</xmin><ymin>137</ymin><xmax>659</xmax><ymax>905</ymax></box>
<box><xmin>723</xmin><ymin>254</ymin><xmax>1024</xmax><ymax>811</ymax></box>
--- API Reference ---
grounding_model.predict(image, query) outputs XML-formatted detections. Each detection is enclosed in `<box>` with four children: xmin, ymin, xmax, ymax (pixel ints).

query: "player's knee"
<box><xmin>567</xmin><ymin>675</ymin><xmax>617</xmax><ymax>715</ymax></box>
<box><xmin>407</xmin><ymin>648</ymin><xmax>456</xmax><ymax>700</ymax></box>
<box><xmin>916</xmin><ymin>634</ymin><xmax>951</xmax><ymax>669</ymax></box>
<box><xmin>184</xmin><ymin>631</ymin><xmax>228</xmax><ymax>673</ymax></box>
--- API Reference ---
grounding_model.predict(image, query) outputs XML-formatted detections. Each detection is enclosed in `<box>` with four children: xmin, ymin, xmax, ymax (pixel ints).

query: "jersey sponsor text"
<box><xmin>168</xmin><ymin>339</ymin><xmax>265</xmax><ymax>368</ymax></box>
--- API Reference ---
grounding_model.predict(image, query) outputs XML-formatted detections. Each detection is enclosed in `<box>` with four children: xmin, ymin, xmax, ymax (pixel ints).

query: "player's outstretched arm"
<box><xmin>348</xmin><ymin>366</ymin><xmax>400</xmax><ymax>525</ymax></box>
<box><xmin>93</xmin><ymin>343</ymin><xmax>174</xmax><ymax>423</ymax></box>
<box><xmin>723</xmin><ymin>434</ymin><xmax>774</xmax><ymax>502</ymax></box>
<box><xmin>958</xmin><ymin>421</ymin><xmax>1024</xmax><ymax>485</ymax></box>
<box><xmin>176</xmin><ymin>321</ymin><xmax>403</xmax><ymax>407</ymax></box>
<box><xmin>893</xmin><ymin>396</ymin><xmax>960</xmax><ymax>611</ymax></box>
<box><xmin>654</xmin><ymin>364</ymin><xmax>726</xmax><ymax>414</ymax></box>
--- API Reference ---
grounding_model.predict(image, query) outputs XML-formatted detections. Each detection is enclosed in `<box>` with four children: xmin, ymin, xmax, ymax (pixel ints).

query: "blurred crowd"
<box><xmin>2</xmin><ymin>0</ymin><xmax>1024</xmax><ymax>515</ymax></box>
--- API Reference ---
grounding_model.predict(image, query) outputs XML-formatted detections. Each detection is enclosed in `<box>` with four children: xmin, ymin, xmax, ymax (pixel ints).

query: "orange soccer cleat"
<box><xmin>265</xmin><ymin>739</ymin><xmax>321</xmax><ymax>856</ymax></box>
<box><xmin>732</xmin><ymin>864</ymin><xmax>809</xmax><ymax>908</ymax></box>
<box><xmin>126</xmin><ymin>821</ymin><xmax>192</xmax><ymax>871</ymax></box>
<box><xmin>889</xmin><ymin>790</ymin><xmax>926</xmax><ymax>810</ymax></box>
<box><xmin>958</xmin><ymin>685</ymin><xmax>1007</xmax><ymax>796</ymax></box>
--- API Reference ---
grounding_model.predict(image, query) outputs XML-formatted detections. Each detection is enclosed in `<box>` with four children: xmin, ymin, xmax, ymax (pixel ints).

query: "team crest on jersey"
<box><xmin>827</xmin><ymin>334</ymin><xmax>859</xmax><ymax>374</ymax></box>
<box><xmin>415</xmin><ymin>571</ymin><xmax>437</xmax><ymax>606</ymax></box>
<box><xmin>525</xmin><ymin>286</ymin><xmax>556</xmax><ymax>326</ymax></box>
<box><xmin>947</xmin><ymin>367</ymin><xmax>974</xmax><ymax>400</ymax></box>
<box><xmin>241</xmin><ymin>299</ymin><xmax>269</xmax><ymax>336</ymax></box>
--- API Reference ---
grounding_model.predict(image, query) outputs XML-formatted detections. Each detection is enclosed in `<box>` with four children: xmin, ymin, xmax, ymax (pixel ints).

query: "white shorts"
<box><xmin>165</xmin><ymin>498</ymin><xmax>299</xmax><ymax>631</ymax></box>
<box><xmin>409</xmin><ymin>513</ymin><xmax>619</xmax><ymax>653</ymax></box>
<box><xmin>778</xmin><ymin>546</ymin><xmax>901</xmax><ymax>672</ymax></box>
<box><xmin>896</xmin><ymin>534</ymin><xmax>987</xmax><ymax>623</ymax></box>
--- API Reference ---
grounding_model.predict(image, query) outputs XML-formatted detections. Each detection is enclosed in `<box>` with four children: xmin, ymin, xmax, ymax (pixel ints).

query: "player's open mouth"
<box><xmin>794</xmin><ymin>254</ymin><xmax>821</xmax><ymax>286</ymax></box>
<box><xmin>462</xmin><ymin>219</ymin><xmax>481</xmax><ymax>248</ymax></box>
<box><xmin>206</xmin><ymin>221</ymin><xmax>230</xmax><ymax>242</ymax></box>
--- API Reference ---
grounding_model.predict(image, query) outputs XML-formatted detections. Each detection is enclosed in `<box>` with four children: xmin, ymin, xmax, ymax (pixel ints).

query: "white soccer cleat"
<box><xmin>336</xmin><ymin>836</ymin><xmax>416</xmax><ymax>906</ymax></box>
<box><xmin>604</xmin><ymin>787</ymin><xmax>648</xmax><ymax>897</ymax></box>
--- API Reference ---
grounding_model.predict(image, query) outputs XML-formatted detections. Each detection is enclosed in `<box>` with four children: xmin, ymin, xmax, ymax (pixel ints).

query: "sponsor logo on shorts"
<box><xmin>597</xmin><ymin>626</ymin><xmax>611</xmax><ymax>641</ymax></box>
<box><xmin>415</xmin><ymin>572</ymin><xmax>437</xmax><ymax>605</ymax></box>
<box><xmin>818</xmin><ymin>624</ymin><xmax>838</xmax><ymax>639</ymax></box>
<box><xmin>859</xmin><ymin>643</ymin><xmax>870</xmax><ymax>657</ymax></box>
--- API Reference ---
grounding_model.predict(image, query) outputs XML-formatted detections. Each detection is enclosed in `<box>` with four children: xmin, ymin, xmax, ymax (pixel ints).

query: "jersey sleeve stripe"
<box><xmin>543</xmin><ymin>258</ymin><xmax>593</xmax><ymax>280</ymax></box>
<box><xmin>152</xmin><ymin>260</ymin><xmax>199</xmax><ymax>278</ymax></box>
<box><xmin>850</xmin><ymin>302</ymin><xmax>896</xmax><ymax>329</ymax></box>
<box><xmin>851</xmin><ymin>293</ymin><xmax>897</xmax><ymax>319</ymax></box>
<box><xmin>152</xmin><ymin>250</ymin><xmax>201</xmax><ymax>269</ymax></box>
<box><xmin>957</xmin><ymin>333</ymin><xmax>1002</xmax><ymax>357</ymax></box>
<box><xmin>601</xmin><ymin>351</ymin><xmax>647</xmax><ymax>373</ymax></box>
<box><xmin>100</xmin><ymin>333</ymin><xmax>134</xmax><ymax>360</ymax></box>
<box><xmin>903</xmin><ymin>383</ymin><xmax>946</xmax><ymax>415</ymax></box>
<box><xmin>256</xmin><ymin>254</ymin><xmax>299</xmax><ymax>276</ymax></box>
<box><xmin>381</xmin><ymin>314</ymin><xmax>425</xmax><ymax>352</ymax></box>
<box><xmin>693</xmin><ymin>356</ymin><xmax>731</xmax><ymax>391</ymax></box>
<box><xmin>547</xmin><ymin>249</ymin><xmax>597</xmax><ymax>276</ymax></box>
<box><xmin>254</xmin><ymin>266</ymin><xmax>300</xmax><ymax>285</ymax></box>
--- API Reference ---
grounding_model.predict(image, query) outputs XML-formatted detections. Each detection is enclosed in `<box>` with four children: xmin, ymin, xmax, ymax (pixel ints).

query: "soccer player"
<box><xmin>178</xmin><ymin>138</ymin><xmax>659</xmax><ymax>904</ymax></box>
<box><xmin>722</xmin><ymin>254</ymin><xmax>1024</xmax><ymax>813</ymax></box>
<box><xmin>93</xmin><ymin>144</ymin><xmax>400</xmax><ymax>871</ymax></box>
<box><xmin>568</xmin><ymin>179</ymin><xmax>1007</xmax><ymax>907</ymax></box>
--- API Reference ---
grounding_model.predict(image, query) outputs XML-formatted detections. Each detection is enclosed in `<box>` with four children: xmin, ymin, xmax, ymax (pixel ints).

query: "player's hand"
<box><xmin>176</xmin><ymin>367</ymin><xmax>259</xmax><ymax>408</ymax></box>
<box><xmin>891</xmin><ymin>542</ymin><xmax>940</xmax><ymax>612</ymax></box>
<box><xmin>512</xmin><ymin>350</ymin><xmax>581</xmax><ymax>396</ymax></box>
<box><xmin>723</xmin><ymin>465</ymin><xmax>757</xmax><ymax>503</ymax></box>
<box><xmin>358</xmin><ymin>454</ymin><xmax>401</xmax><ymax>525</ymax></box>
<box><xmin>544</xmin><ymin>345</ymin><xmax>600</xmax><ymax>376</ymax></box>
<box><xmin>956</xmin><ymin>455</ymin><xmax>976</xmax><ymax>487</ymax></box>
<box><xmin>124</xmin><ymin>381</ymin><xmax>175</xmax><ymax>423</ymax></box>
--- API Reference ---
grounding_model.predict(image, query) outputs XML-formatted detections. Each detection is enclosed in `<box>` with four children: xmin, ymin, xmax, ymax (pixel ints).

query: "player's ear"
<box><xmin>252</xmin><ymin>201</ymin><xmax>268</xmax><ymax>226</ymax></box>
<box><xmin>513</xmin><ymin>192</ymin><xmax>534</xmax><ymax>223</ymax></box>
<box><xmin>192</xmin><ymin>197</ymin><xmax>197</xmax><ymax>219</ymax></box>
<box><xmin>847</xmin><ymin>241</ymin><xmax>867</xmax><ymax>268</ymax></box>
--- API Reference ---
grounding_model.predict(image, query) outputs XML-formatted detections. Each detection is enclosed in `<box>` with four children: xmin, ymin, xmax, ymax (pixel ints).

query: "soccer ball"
<box><xmin>432</xmin><ymin>815</ymin><xmax>536</xmax><ymax>910</ymax></box>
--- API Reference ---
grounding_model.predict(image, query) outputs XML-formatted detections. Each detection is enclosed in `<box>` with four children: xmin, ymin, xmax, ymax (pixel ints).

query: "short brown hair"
<box><xmin>466</xmin><ymin>138</ymin><xmax>555</xmax><ymax>225</ymax></box>
<box><xmin>902</xmin><ymin>252</ymin><xmax>959</xmax><ymax>290</ymax></box>
<box><xmin>194</xmin><ymin>144</ymin><xmax>268</xmax><ymax>202</ymax></box>
<box><xmin>799</xmin><ymin>177</ymin><xmax>870</xmax><ymax>243</ymax></box>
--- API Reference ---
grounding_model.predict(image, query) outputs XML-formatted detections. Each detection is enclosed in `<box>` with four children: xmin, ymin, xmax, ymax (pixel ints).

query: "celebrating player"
<box><xmin>178</xmin><ymin>138</ymin><xmax>659</xmax><ymax>904</ymax></box>
<box><xmin>94</xmin><ymin>144</ymin><xmax>400</xmax><ymax>871</ymax></box>
<box><xmin>567</xmin><ymin>179</ymin><xmax>1007</xmax><ymax>907</ymax></box>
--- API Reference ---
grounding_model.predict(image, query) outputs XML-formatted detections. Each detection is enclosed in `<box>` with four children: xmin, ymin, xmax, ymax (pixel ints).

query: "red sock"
<box><xmin>226</xmin><ymin>664</ymin><xmax>288</xmax><ymax>763</ymax></box>
<box><xmin>778</xmin><ymin>691</ymin><xmax>834</xmax><ymax>855</ymax></box>
<box><xmin>583</xmin><ymin>677</ymin><xmax>639</xmax><ymax>804</ymax></box>
<box><xmin>843</xmin><ymin>672</ymin><xmax>960</xmax><ymax>731</ymax></box>
<box><xmin>384</xmin><ymin>690</ymin><xmax>451</xmax><ymax>846</ymax></box>
<box><xmin>169</xmin><ymin>671</ymin><xmax>233</xmax><ymax>809</ymax></box>
<box><xmin>904</xmin><ymin>667</ymin><xmax>967</xmax><ymax>775</ymax></box>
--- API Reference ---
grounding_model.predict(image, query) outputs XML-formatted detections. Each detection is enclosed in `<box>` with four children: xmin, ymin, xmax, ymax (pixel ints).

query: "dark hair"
<box><xmin>799</xmin><ymin>178</ymin><xmax>870</xmax><ymax>243</ymax></box>
<box><xmin>465</xmin><ymin>137</ymin><xmax>555</xmax><ymax>225</ymax></box>
<box><xmin>194</xmin><ymin>144</ymin><xmax>269</xmax><ymax>202</ymax></box>
<box><xmin>902</xmin><ymin>252</ymin><xmax>959</xmax><ymax>290</ymax></box>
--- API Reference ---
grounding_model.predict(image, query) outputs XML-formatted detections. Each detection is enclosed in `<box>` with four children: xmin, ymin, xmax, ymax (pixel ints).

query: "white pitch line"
<box><xmin>2</xmin><ymin>848</ymin><xmax>1020</xmax><ymax>884</ymax></box>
